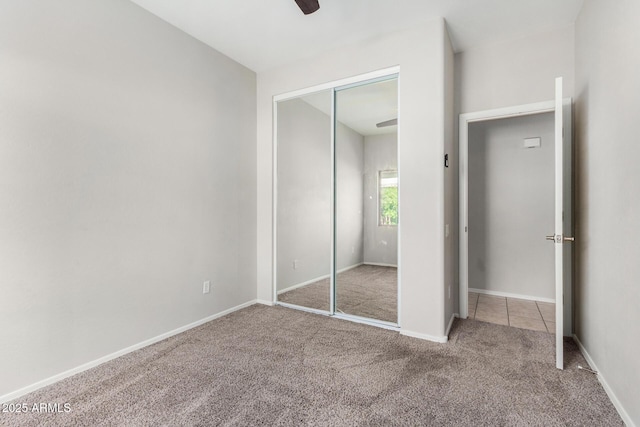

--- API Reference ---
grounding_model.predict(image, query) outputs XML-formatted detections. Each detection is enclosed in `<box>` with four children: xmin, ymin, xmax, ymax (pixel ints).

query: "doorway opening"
<box><xmin>459</xmin><ymin>89</ymin><xmax>573</xmax><ymax>369</ymax></box>
<box><xmin>467</xmin><ymin>112</ymin><xmax>556</xmax><ymax>332</ymax></box>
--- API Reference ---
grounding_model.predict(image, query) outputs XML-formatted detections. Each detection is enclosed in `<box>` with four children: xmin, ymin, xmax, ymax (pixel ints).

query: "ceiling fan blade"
<box><xmin>294</xmin><ymin>0</ymin><xmax>320</xmax><ymax>15</ymax></box>
<box><xmin>376</xmin><ymin>118</ymin><xmax>398</xmax><ymax>128</ymax></box>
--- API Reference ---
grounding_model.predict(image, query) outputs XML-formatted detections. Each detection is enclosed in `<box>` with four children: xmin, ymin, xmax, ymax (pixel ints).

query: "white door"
<box><xmin>550</xmin><ymin>77</ymin><xmax>573</xmax><ymax>369</ymax></box>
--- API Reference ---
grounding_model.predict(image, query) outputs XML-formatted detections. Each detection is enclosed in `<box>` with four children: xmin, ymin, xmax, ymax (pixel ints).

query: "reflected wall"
<box><xmin>335</xmin><ymin>78</ymin><xmax>398</xmax><ymax>323</ymax></box>
<box><xmin>275</xmin><ymin>91</ymin><xmax>331</xmax><ymax>311</ymax></box>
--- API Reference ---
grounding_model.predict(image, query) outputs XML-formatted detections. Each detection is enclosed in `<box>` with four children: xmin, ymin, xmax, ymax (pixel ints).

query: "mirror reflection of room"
<box><xmin>275</xmin><ymin>90</ymin><xmax>332</xmax><ymax>312</ymax></box>
<box><xmin>335</xmin><ymin>78</ymin><xmax>398</xmax><ymax>324</ymax></box>
<box><xmin>275</xmin><ymin>77</ymin><xmax>399</xmax><ymax>325</ymax></box>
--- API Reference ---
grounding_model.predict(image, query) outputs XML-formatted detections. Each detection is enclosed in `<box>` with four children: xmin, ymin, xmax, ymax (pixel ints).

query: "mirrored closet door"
<box><xmin>274</xmin><ymin>71</ymin><xmax>399</xmax><ymax>326</ymax></box>
<box><xmin>334</xmin><ymin>77</ymin><xmax>398</xmax><ymax>324</ymax></box>
<box><xmin>275</xmin><ymin>89</ymin><xmax>332</xmax><ymax>312</ymax></box>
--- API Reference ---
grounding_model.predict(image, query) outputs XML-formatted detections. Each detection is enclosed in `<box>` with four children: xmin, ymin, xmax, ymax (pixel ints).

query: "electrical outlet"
<box><xmin>293</xmin><ymin>260</ymin><xmax>298</xmax><ymax>270</ymax></box>
<box><xmin>203</xmin><ymin>280</ymin><xmax>210</xmax><ymax>294</ymax></box>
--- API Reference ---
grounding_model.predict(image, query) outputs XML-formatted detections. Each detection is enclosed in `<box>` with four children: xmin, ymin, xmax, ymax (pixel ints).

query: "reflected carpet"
<box><xmin>278</xmin><ymin>264</ymin><xmax>397</xmax><ymax>323</ymax></box>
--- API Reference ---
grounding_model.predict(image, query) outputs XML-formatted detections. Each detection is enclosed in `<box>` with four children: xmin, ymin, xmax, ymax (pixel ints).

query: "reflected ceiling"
<box><xmin>302</xmin><ymin>79</ymin><xmax>398</xmax><ymax>137</ymax></box>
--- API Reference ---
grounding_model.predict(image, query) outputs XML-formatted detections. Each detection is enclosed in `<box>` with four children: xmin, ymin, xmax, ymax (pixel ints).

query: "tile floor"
<box><xmin>468</xmin><ymin>292</ymin><xmax>555</xmax><ymax>333</ymax></box>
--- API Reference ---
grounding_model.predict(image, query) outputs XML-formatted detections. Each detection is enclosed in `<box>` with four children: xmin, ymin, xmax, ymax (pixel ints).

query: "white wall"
<box><xmin>276</xmin><ymin>96</ymin><xmax>364</xmax><ymax>292</ymax></box>
<box><xmin>258</xmin><ymin>21</ymin><xmax>450</xmax><ymax>339</ymax></box>
<box><xmin>468</xmin><ymin>113</ymin><xmax>555</xmax><ymax>300</ymax></box>
<box><xmin>574</xmin><ymin>0</ymin><xmax>640</xmax><ymax>424</ymax></box>
<box><xmin>455</xmin><ymin>25</ymin><xmax>576</xmax><ymax>114</ymax></box>
<box><xmin>363</xmin><ymin>134</ymin><xmax>398</xmax><ymax>266</ymax></box>
<box><xmin>0</xmin><ymin>0</ymin><xmax>256</xmax><ymax>398</ymax></box>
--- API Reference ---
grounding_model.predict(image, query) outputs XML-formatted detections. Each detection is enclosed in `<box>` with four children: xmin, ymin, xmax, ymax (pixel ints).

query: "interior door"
<box><xmin>551</xmin><ymin>76</ymin><xmax>573</xmax><ymax>369</ymax></box>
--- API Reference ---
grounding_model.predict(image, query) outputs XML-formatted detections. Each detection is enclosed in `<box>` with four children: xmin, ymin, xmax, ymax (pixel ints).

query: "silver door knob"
<box><xmin>546</xmin><ymin>235</ymin><xmax>556</xmax><ymax>241</ymax></box>
<box><xmin>563</xmin><ymin>236</ymin><xmax>575</xmax><ymax>242</ymax></box>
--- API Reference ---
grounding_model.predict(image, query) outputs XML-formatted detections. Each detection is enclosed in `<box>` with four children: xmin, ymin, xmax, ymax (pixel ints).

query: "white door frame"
<box><xmin>459</xmin><ymin>99</ymin><xmax>572</xmax><ymax>331</ymax></box>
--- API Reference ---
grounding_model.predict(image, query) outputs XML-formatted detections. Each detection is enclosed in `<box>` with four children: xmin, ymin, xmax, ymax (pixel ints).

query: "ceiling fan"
<box><xmin>294</xmin><ymin>0</ymin><xmax>320</xmax><ymax>15</ymax></box>
<box><xmin>376</xmin><ymin>118</ymin><xmax>398</xmax><ymax>128</ymax></box>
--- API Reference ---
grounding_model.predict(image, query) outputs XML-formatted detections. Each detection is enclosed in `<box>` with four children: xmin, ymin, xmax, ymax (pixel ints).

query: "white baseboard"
<box><xmin>337</xmin><ymin>263</ymin><xmax>364</xmax><ymax>274</ymax></box>
<box><xmin>256</xmin><ymin>299</ymin><xmax>274</xmax><ymax>306</ymax></box>
<box><xmin>0</xmin><ymin>299</ymin><xmax>258</xmax><ymax>404</ymax></box>
<box><xmin>277</xmin><ymin>263</ymin><xmax>364</xmax><ymax>295</ymax></box>
<box><xmin>468</xmin><ymin>288</ymin><xmax>555</xmax><ymax>304</ymax></box>
<box><xmin>400</xmin><ymin>329</ymin><xmax>448</xmax><ymax>343</ymax></box>
<box><xmin>363</xmin><ymin>262</ymin><xmax>398</xmax><ymax>268</ymax></box>
<box><xmin>573</xmin><ymin>335</ymin><xmax>636</xmax><ymax>427</ymax></box>
<box><xmin>446</xmin><ymin>313</ymin><xmax>458</xmax><ymax>337</ymax></box>
<box><xmin>277</xmin><ymin>275</ymin><xmax>327</xmax><ymax>295</ymax></box>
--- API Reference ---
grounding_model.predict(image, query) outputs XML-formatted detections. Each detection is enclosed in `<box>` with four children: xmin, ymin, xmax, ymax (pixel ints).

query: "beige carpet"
<box><xmin>1</xmin><ymin>305</ymin><xmax>622</xmax><ymax>426</ymax></box>
<box><xmin>278</xmin><ymin>264</ymin><xmax>397</xmax><ymax>323</ymax></box>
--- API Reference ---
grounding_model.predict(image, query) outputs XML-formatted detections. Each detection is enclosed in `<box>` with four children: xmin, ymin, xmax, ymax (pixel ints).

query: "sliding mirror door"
<box><xmin>334</xmin><ymin>77</ymin><xmax>399</xmax><ymax>324</ymax></box>
<box><xmin>275</xmin><ymin>90</ymin><xmax>332</xmax><ymax>312</ymax></box>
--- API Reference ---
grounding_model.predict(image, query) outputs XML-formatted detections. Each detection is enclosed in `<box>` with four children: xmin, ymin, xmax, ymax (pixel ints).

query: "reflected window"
<box><xmin>379</xmin><ymin>170</ymin><xmax>398</xmax><ymax>226</ymax></box>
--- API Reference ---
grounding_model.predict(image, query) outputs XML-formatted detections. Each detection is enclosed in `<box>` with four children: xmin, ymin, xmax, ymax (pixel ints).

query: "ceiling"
<box><xmin>129</xmin><ymin>0</ymin><xmax>584</xmax><ymax>73</ymax></box>
<box><xmin>301</xmin><ymin>78</ymin><xmax>398</xmax><ymax>137</ymax></box>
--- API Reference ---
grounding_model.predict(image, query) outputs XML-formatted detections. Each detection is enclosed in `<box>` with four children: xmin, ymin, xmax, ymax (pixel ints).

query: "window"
<box><xmin>379</xmin><ymin>170</ymin><xmax>398</xmax><ymax>226</ymax></box>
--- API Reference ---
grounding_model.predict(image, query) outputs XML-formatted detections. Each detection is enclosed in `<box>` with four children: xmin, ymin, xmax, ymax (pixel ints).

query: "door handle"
<box><xmin>546</xmin><ymin>234</ymin><xmax>575</xmax><ymax>243</ymax></box>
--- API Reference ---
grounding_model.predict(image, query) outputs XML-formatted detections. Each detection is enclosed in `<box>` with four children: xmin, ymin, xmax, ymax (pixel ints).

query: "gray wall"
<box><xmin>0</xmin><ymin>0</ymin><xmax>256</xmax><ymax>398</ymax></box>
<box><xmin>276</xmin><ymin>97</ymin><xmax>364</xmax><ymax>292</ymax></box>
<box><xmin>575</xmin><ymin>0</ymin><xmax>640</xmax><ymax>423</ymax></box>
<box><xmin>363</xmin><ymin>134</ymin><xmax>398</xmax><ymax>266</ymax></box>
<box><xmin>468</xmin><ymin>113</ymin><xmax>555</xmax><ymax>300</ymax></box>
